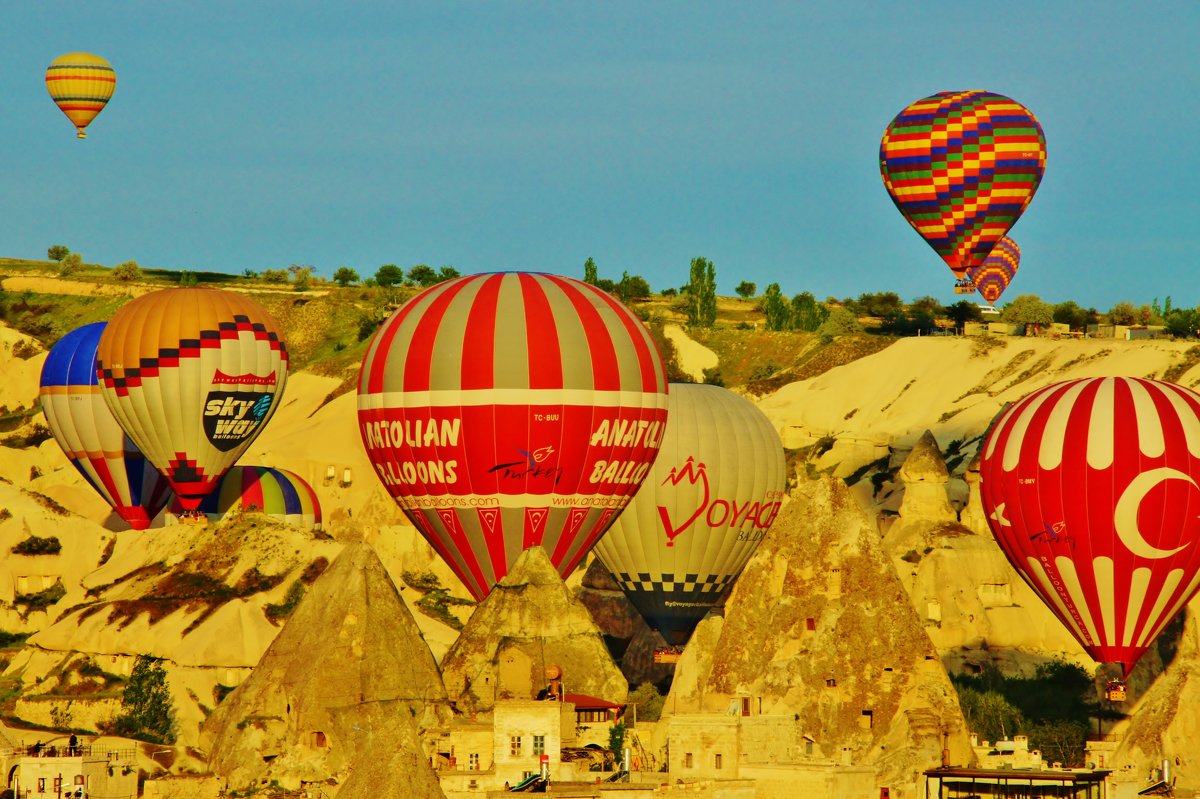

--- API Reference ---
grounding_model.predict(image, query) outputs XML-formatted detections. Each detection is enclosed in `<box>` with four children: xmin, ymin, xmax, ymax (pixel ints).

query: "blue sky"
<box><xmin>5</xmin><ymin>1</ymin><xmax>1197</xmax><ymax>310</ymax></box>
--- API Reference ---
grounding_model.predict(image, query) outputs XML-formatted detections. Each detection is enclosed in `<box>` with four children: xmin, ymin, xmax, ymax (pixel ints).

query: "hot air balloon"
<box><xmin>169</xmin><ymin>466</ymin><xmax>321</xmax><ymax>529</ymax></box>
<box><xmin>96</xmin><ymin>288</ymin><xmax>288</xmax><ymax>510</ymax></box>
<box><xmin>358</xmin><ymin>272</ymin><xmax>669</xmax><ymax>600</ymax></box>
<box><xmin>592</xmin><ymin>383</ymin><xmax>786</xmax><ymax>646</ymax></box>
<box><xmin>967</xmin><ymin>236</ymin><xmax>1020</xmax><ymax>307</ymax></box>
<box><xmin>979</xmin><ymin>377</ymin><xmax>1200</xmax><ymax>684</ymax></box>
<box><xmin>39</xmin><ymin>323</ymin><xmax>172</xmax><ymax>529</ymax></box>
<box><xmin>45</xmin><ymin>52</ymin><xmax>116</xmax><ymax>139</ymax></box>
<box><xmin>880</xmin><ymin>90</ymin><xmax>1046</xmax><ymax>286</ymax></box>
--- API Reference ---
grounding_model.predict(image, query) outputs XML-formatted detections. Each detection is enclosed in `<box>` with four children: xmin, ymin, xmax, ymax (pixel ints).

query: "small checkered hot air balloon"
<box><xmin>45</xmin><ymin>52</ymin><xmax>116</xmax><ymax>139</ymax></box>
<box><xmin>96</xmin><ymin>289</ymin><xmax>289</xmax><ymax>510</ymax></box>
<box><xmin>39</xmin><ymin>323</ymin><xmax>172</xmax><ymax>529</ymax></box>
<box><xmin>967</xmin><ymin>236</ymin><xmax>1020</xmax><ymax>304</ymax></box>
<box><xmin>880</xmin><ymin>90</ymin><xmax>1045</xmax><ymax>288</ymax></box>
<box><xmin>357</xmin><ymin>272</ymin><xmax>669</xmax><ymax>600</ymax></box>
<box><xmin>980</xmin><ymin>377</ymin><xmax>1200</xmax><ymax>681</ymax></box>
<box><xmin>593</xmin><ymin>383</ymin><xmax>786</xmax><ymax>646</ymax></box>
<box><xmin>170</xmin><ymin>466</ymin><xmax>321</xmax><ymax>529</ymax></box>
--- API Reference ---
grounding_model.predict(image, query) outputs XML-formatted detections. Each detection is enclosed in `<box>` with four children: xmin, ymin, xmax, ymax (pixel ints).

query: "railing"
<box><xmin>5</xmin><ymin>745</ymin><xmax>137</xmax><ymax>762</ymax></box>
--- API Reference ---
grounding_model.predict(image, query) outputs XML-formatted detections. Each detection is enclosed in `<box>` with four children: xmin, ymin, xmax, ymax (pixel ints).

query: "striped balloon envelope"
<box><xmin>967</xmin><ymin>236</ymin><xmax>1021</xmax><ymax>304</ymax></box>
<box><xmin>880</xmin><ymin>90</ymin><xmax>1046</xmax><ymax>281</ymax></box>
<box><xmin>169</xmin><ymin>466</ymin><xmax>321</xmax><ymax>529</ymax></box>
<box><xmin>358</xmin><ymin>272</ymin><xmax>669</xmax><ymax>601</ymax></box>
<box><xmin>45</xmin><ymin>52</ymin><xmax>116</xmax><ymax>139</ymax></box>
<box><xmin>593</xmin><ymin>383</ymin><xmax>786</xmax><ymax>646</ymax></box>
<box><xmin>39</xmin><ymin>323</ymin><xmax>172</xmax><ymax>530</ymax></box>
<box><xmin>979</xmin><ymin>377</ymin><xmax>1200</xmax><ymax>677</ymax></box>
<box><xmin>96</xmin><ymin>288</ymin><xmax>289</xmax><ymax>511</ymax></box>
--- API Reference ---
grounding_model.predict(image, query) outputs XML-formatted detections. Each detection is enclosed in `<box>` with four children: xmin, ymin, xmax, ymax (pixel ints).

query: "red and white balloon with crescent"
<box><xmin>980</xmin><ymin>377</ymin><xmax>1200</xmax><ymax>676</ymax></box>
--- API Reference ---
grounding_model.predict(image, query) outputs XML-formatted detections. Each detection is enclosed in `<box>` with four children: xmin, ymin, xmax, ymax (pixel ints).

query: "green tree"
<box><xmin>1028</xmin><ymin>720</ymin><xmax>1088</xmax><ymax>768</ymax></box>
<box><xmin>375</xmin><ymin>264</ymin><xmax>404</xmax><ymax>288</ymax></box>
<box><xmin>1165</xmin><ymin>308</ymin><xmax>1198</xmax><ymax>338</ymax></box>
<box><xmin>260</xmin><ymin>268</ymin><xmax>289</xmax><ymax>283</ymax></box>
<box><xmin>815</xmin><ymin>307</ymin><xmax>863</xmax><ymax>342</ymax></box>
<box><xmin>910</xmin><ymin>295</ymin><xmax>943</xmax><ymax>317</ymax></box>
<box><xmin>761</xmin><ymin>283</ymin><xmax>790</xmax><ymax>331</ymax></box>
<box><xmin>332</xmin><ymin>267</ymin><xmax>360</xmax><ymax>287</ymax></box>
<box><xmin>407</xmin><ymin>264</ymin><xmax>438</xmax><ymax>287</ymax></box>
<box><xmin>617</xmin><ymin>271</ymin><xmax>651</xmax><ymax>303</ymax></box>
<box><xmin>179</xmin><ymin>271</ymin><xmax>199</xmax><ymax>287</ymax></box>
<box><xmin>686</xmin><ymin>257</ymin><xmax>717</xmax><ymax>327</ymax></box>
<box><xmin>113</xmin><ymin>656</ymin><xmax>176</xmax><ymax>744</ymax></box>
<box><xmin>1108</xmin><ymin>301</ymin><xmax>1138</xmax><ymax>326</ymax></box>
<box><xmin>58</xmin><ymin>252</ymin><xmax>84</xmax><ymax>277</ymax></box>
<box><xmin>289</xmin><ymin>264</ymin><xmax>314</xmax><ymax>291</ymax></box>
<box><xmin>735</xmin><ymin>280</ymin><xmax>757</xmax><ymax>299</ymax></box>
<box><xmin>946</xmin><ymin>300</ymin><xmax>983</xmax><ymax>328</ymax></box>
<box><xmin>607</xmin><ymin>721</ymin><xmax>626</xmax><ymax>761</ymax></box>
<box><xmin>584</xmin><ymin>257</ymin><xmax>599</xmax><ymax>285</ymax></box>
<box><xmin>436</xmin><ymin>265</ymin><xmax>460</xmax><ymax>282</ymax></box>
<box><xmin>627</xmin><ymin>683</ymin><xmax>665</xmax><ymax>722</ymax></box>
<box><xmin>791</xmin><ymin>291</ymin><xmax>829</xmax><ymax>332</ymax></box>
<box><xmin>956</xmin><ymin>686</ymin><xmax>1026</xmax><ymax>743</ymax></box>
<box><xmin>47</xmin><ymin>245</ymin><xmax>70</xmax><ymax>262</ymax></box>
<box><xmin>850</xmin><ymin>291</ymin><xmax>902</xmax><ymax>318</ymax></box>
<box><xmin>112</xmin><ymin>261</ymin><xmax>141</xmax><ymax>281</ymax></box>
<box><xmin>1053</xmin><ymin>301</ymin><xmax>1092</xmax><ymax>331</ymax></box>
<box><xmin>1002</xmin><ymin>294</ymin><xmax>1054</xmax><ymax>331</ymax></box>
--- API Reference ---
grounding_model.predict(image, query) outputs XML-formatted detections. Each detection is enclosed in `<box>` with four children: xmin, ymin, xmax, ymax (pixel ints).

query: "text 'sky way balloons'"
<box><xmin>592</xmin><ymin>383</ymin><xmax>786</xmax><ymax>646</ymax></box>
<box><xmin>880</xmin><ymin>90</ymin><xmax>1046</xmax><ymax>281</ymax></box>
<box><xmin>45</xmin><ymin>52</ymin><xmax>116</xmax><ymax>139</ymax></box>
<box><xmin>967</xmin><ymin>236</ymin><xmax>1021</xmax><ymax>304</ymax></box>
<box><xmin>358</xmin><ymin>272</ymin><xmax>669</xmax><ymax>600</ymax></box>
<box><xmin>96</xmin><ymin>288</ymin><xmax>288</xmax><ymax>510</ymax></box>
<box><xmin>39</xmin><ymin>323</ymin><xmax>172</xmax><ymax>529</ymax></box>
<box><xmin>170</xmin><ymin>466</ymin><xmax>321</xmax><ymax>529</ymax></box>
<box><xmin>980</xmin><ymin>377</ymin><xmax>1200</xmax><ymax>677</ymax></box>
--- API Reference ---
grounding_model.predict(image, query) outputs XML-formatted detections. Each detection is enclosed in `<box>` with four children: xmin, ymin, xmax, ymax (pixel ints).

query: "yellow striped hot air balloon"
<box><xmin>45</xmin><ymin>52</ymin><xmax>116</xmax><ymax>139</ymax></box>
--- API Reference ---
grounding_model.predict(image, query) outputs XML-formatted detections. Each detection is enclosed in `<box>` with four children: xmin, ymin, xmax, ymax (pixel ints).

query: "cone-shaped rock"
<box><xmin>441</xmin><ymin>546</ymin><xmax>627</xmax><ymax>712</ymax></box>
<box><xmin>959</xmin><ymin>450</ymin><xmax>988</xmax><ymax>533</ymax></box>
<box><xmin>201</xmin><ymin>541</ymin><xmax>447</xmax><ymax>790</ymax></box>
<box><xmin>330</xmin><ymin>704</ymin><xmax>446</xmax><ymax>799</ymax></box>
<box><xmin>664</xmin><ymin>477</ymin><xmax>974</xmax><ymax>793</ymax></box>
<box><xmin>897</xmin><ymin>429</ymin><xmax>955</xmax><ymax>522</ymax></box>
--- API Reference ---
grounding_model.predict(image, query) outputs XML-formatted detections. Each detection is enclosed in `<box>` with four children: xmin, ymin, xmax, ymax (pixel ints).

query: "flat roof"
<box><xmin>925</xmin><ymin>767</ymin><xmax>1112</xmax><ymax>784</ymax></box>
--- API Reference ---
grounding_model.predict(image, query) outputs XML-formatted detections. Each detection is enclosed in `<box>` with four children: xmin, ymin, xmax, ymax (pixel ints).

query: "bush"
<box><xmin>112</xmin><ymin>261</ymin><xmax>141</xmax><ymax>281</ymax></box>
<box><xmin>47</xmin><ymin>245</ymin><xmax>70</xmax><ymax>262</ymax></box>
<box><xmin>57</xmin><ymin>253</ymin><xmax>83</xmax><ymax>277</ymax></box>
<box><xmin>11</xmin><ymin>535</ymin><xmax>62</xmax><ymax>555</ymax></box>
<box><xmin>260</xmin><ymin>268</ymin><xmax>289</xmax><ymax>283</ymax></box>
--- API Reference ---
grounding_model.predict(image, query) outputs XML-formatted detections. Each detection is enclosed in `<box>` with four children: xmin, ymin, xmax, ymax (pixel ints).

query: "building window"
<box><xmin>74</xmin><ymin>776</ymin><xmax>85</xmax><ymax>785</ymax></box>
<box><xmin>714</xmin><ymin>753</ymin><xmax>723</xmax><ymax>769</ymax></box>
<box><xmin>825</xmin><ymin>678</ymin><xmax>837</xmax><ymax>688</ymax></box>
<box><xmin>740</xmin><ymin>697</ymin><xmax>751</xmax><ymax>717</ymax></box>
<box><xmin>469</xmin><ymin>753</ymin><xmax>479</xmax><ymax>770</ymax></box>
<box><xmin>684</xmin><ymin>752</ymin><xmax>694</xmax><ymax>768</ymax></box>
<box><xmin>37</xmin><ymin>780</ymin><xmax>45</xmax><ymax>792</ymax></box>
<box><xmin>533</xmin><ymin>735</ymin><xmax>545</xmax><ymax>756</ymax></box>
<box><xmin>510</xmin><ymin>736</ymin><xmax>522</xmax><ymax>757</ymax></box>
<box><xmin>861</xmin><ymin>710</ymin><xmax>873</xmax><ymax>730</ymax></box>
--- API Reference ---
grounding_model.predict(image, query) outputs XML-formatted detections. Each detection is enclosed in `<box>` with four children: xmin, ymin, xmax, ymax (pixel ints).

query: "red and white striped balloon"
<box><xmin>979</xmin><ymin>377</ymin><xmax>1200</xmax><ymax>675</ymax></box>
<box><xmin>358</xmin><ymin>272</ymin><xmax>669</xmax><ymax>600</ymax></box>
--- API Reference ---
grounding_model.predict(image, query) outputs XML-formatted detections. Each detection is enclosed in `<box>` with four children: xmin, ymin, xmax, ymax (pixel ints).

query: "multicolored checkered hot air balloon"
<box><xmin>39</xmin><ymin>323</ymin><xmax>172</xmax><ymax>530</ymax></box>
<box><xmin>170</xmin><ymin>466</ymin><xmax>321</xmax><ymax>529</ymax></box>
<box><xmin>96</xmin><ymin>288</ymin><xmax>289</xmax><ymax>510</ymax></box>
<box><xmin>967</xmin><ymin>236</ymin><xmax>1021</xmax><ymax>304</ymax></box>
<box><xmin>45</xmin><ymin>52</ymin><xmax>116</xmax><ymax>139</ymax></box>
<box><xmin>980</xmin><ymin>377</ymin><xmax>1200</xmax><ymax>679</ymax></box>
<box><xmin>358</xmin><ymin>272</ymin><xmax>669</xmax><ymax>600</ymax></box>
<box><xmin>880</xmin><ymin>90</ymin><xmax>1046</xmax><ymax>283</ymax></box>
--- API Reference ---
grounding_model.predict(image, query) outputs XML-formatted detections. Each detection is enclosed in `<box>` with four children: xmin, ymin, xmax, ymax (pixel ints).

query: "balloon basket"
<box><xmin>1105</xmin><ymin>680</ymin><xmax>1127</xmax><ymax>702</ymax></box>
<box><xmin>653</xmin><ymin>647</ymin><xmax>682</xmax><ymax>665</ymax></box>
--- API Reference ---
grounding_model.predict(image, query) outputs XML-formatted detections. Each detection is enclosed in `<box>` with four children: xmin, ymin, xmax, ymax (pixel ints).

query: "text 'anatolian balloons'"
<box><xmin>979</xmin><ymin>377</ymin><xmax>1200</xmax><ymax>676</ymax></box>
<box><xmin>968</xmin><ymin>236</ymin><xmax>1020</xmax><ymax>304</ymax></box>
<box><xmin>39</xmin><ymin>323</ymin><xmax>172</xmax><ymax>529</ymax></box>
<box><xmin>880</xmin><ymin>90</ymin><xmax>1045</xmax><ymax>281</ymax></box>
<box><xmin>358</xmin><ymin>272</ymin><xmax>669</xmax><ymax>600</ymax></box>
<box><xmin>45</xmin><ymin>52</ymin><xmax>116</xmax><ymax>139</ymax></box>
<box><xmin>593</xmin><ymin>383</ymin><xmax>786</xmax><ymax>646</ymax></box>
<box><xmin>96</xmin><ymin>288</ymin><xmax>288</xmax><ymax>510</ymax></box>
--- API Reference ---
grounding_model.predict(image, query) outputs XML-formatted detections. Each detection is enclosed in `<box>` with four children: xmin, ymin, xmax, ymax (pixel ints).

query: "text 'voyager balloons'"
<box><xmin>45</xmin><ymin>52</ymin><xmax>116</xmax><ymax>139</ymax></box>
<box><xmin>170</xmin><ymin>466</ymin><xmax>321</xmax><ymax>529</ymax></box>
<box><xmin>593</xmin><ymin>383</ymin><xmax>786</xmax><ymax>646</ymax></box>
<box><xmin>358</xmin><ymin>272</ymin><xmax>669</xmax><ymax>601</ymax></box>
<box><xmin>39</xmin><ymin>323</ymin><xmax>172</xmax><ymax>530</ymax></box>
<box><xmin>880</xmin><ymin>90</ymin><xmax>1046</xmax><ymax>281</ymax></box>
<box><xmin>979</xmin><ymin>377</ymin><xmax>1200</xmax><ymax>677</ymax></box>
<box><xmin>96</xmin><ymin>288</ymin><xmax>289</xmax><ymax>511</ymax></box>
<box><xmin>968</xmin><ymin>236</ymin><xmax>1021</xmax><ymax>304</ymax></box>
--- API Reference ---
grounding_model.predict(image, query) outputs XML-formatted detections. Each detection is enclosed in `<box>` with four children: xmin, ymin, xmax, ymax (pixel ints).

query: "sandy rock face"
<box><xmin>896</xmin><ymin>430</ymin><xmax>955</xmax><ymax>523</ymax></box>
<box><xmin>440</xmin><ymin>546</ymin><xmax>627</xmax><ymax>712</ymax></box>
<box><xmin>201</xmin><ymin>541</ymin><xmax>446</xmax><ymax>791</ymax></box>
<box><xmin>666</xmin><ymin>477</ymin><xmax>974</xmax><ymax>793</ymax></box>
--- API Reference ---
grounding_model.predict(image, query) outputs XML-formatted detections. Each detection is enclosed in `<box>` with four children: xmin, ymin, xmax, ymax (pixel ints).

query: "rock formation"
<box><xmin>664</xmin><ymin>477</ymin><xmax>974</xmax><ymax>793</ymax></box>
<box><xmin>201</xmin><ymin>540</ymin><xmax>446</xmax><ymax>791</ymax></box>
<box><xmin>440</xmin><ymin>546</ymin><xmax>627</xmax><ymax>712</ymax></box>
<box><xmin>959</xmin><ymin>452</ymin><xmax>987</xmax><ymax>533</ymax></box>
<box><xmin>575</xmin><ymin>557</ymin><xmax>673</xmax><ymax>686</ymax></box>
<box><xmin>897</xmin><ymin>430</ymin><xmax>955</xmax><ymax>523</ymax></box>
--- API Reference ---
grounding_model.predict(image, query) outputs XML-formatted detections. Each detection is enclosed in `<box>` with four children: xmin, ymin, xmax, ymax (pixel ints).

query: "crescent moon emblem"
<box><xmin>1113</xmin><ymin>467</ymin><xmax>1196</xmax><ymax>559</ymax></box>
